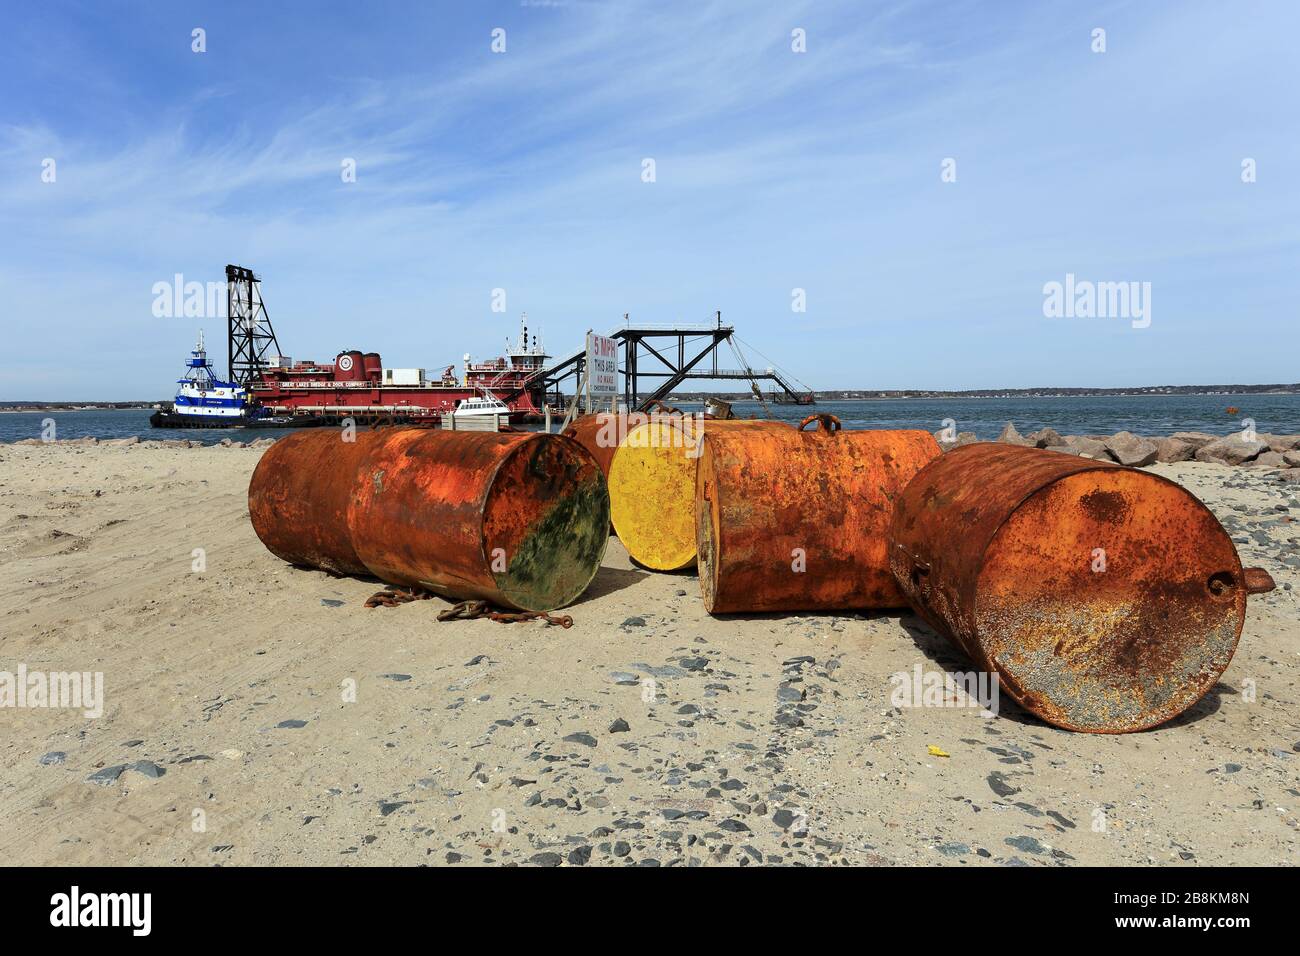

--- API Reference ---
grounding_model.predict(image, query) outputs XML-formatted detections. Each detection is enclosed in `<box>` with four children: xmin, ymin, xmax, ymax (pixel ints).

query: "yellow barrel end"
<box><xmin>608</xmin><ymin>419</ymin><xmax>700</xmax><ymax>571</ymax></box>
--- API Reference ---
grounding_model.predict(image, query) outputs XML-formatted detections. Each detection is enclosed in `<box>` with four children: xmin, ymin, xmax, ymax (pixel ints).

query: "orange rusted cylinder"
<box><xmin>248</xmin><ymin>429</ymin><xmax>377</xmax><ymax>576</ymax></box>
<box><xmin>888</xmin><ymin>443</ymin><xmax>1276</xmax><ymax>733</ymax></box>
<box><xmin>249</xmin><ymin>428</ymin><xmax>610</xmax><ymax>611</ymax></box>
<box><xmin>561</xmin><ymin>413</ymin><xmax>629</xmax><ymax>478</ymax></box>
<box><xmin>696</xmin><ymin>415</ymin><xmax>942</xmax><ymax>613</ymax></box>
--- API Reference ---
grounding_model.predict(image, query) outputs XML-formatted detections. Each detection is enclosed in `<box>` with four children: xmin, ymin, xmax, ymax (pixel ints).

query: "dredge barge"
<box><xmin>150</xmin><ymin>265</ymin><xmax>554</xmax><ymax>428</ymax></box>
<box><xmin>248</xmin><ymin>319</ymin><xmax>550</xmax><ymax>425</ymax></box>
<box><xmin>152</xmin><ymin>264</ymin><xmax>816</xmax><ymax>429</ymax></box>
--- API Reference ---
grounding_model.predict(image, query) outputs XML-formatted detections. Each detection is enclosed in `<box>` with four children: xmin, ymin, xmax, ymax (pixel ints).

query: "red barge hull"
<box><xmin>248</xmin><ymin>337</ymin><xmax>551</xmax><ymax>425</ymax></box>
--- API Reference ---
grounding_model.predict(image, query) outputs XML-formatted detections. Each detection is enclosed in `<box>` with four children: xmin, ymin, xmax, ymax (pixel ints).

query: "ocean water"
<box><xmin>2</xmin><ymin>394</ymin><xmax>1299</xmax><ymax>446</ymax></box>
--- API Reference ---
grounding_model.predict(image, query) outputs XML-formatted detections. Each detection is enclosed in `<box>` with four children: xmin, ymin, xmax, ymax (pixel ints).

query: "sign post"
<box><xmin>585</xmin><ymin>332</ymin><xmax>618</xmax><ymax>413</ymax></box>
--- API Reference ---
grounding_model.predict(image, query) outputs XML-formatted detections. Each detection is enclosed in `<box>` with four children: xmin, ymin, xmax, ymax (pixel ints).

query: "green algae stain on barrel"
<box><xmin>482</xmin><ymin>434</ymin><xmax>611</xmax><ymax>610</ymax></box>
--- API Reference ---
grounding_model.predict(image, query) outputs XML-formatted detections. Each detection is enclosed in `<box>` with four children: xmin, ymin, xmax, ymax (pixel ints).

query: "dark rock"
<box><xmin>86</xmin><ymin>765</ymin><xmax>128</xmax><ymax>786</ymax></box>
<box><xmin>563</xmin><ymin>732</ymin><xmax>597</xmax><ymax>748</ymax></box>
<box><xmin>1026</xmin><ymin>427</ymin><xmax>1065</xmax><ymax>448</ymax></box>
<box><xmin>276</xmin><ymin>719</ymin><xmax>307</xmax><ymax>729</ymax></box>
<box><xmin>1005</xmin><ymin>835</ymin><xmax>1047</xmax><ymax>854</ymax></box>
<box><xmin>608</xmin><ymin>718</ymin><xmax>630</xmax><ymax>733</ymax></box>
<box><xmin>530</xmin><ymin>852</ymin><xmax>564</xmax><ymax>867</ymax></box>
<box><xmin>39</xmin><ymin>751</ymin><xmax>66</xmax><ymax>766</ymax></box>
<box><xmin>986</xmin><ymin>772</ymin><xmax>1019</xmax><ymax>797</ymax></box>
<box><xmin>567</xmin><ymin>845</ymin><xmax>592</xmax><ymax>866</ymax></box>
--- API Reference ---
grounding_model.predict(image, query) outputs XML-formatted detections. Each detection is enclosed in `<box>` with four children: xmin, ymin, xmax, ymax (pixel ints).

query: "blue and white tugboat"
<box><xmin>149</xmin><ymin>332</ymin><xmax>249</xmax><ymax>428</ymax></box>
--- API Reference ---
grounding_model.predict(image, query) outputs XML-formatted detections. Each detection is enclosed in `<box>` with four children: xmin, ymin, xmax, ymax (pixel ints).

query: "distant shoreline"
<box><xmin>0</xmin><ymin>405</ymin><xmax>160</xmax><ymax>414</ymax></box>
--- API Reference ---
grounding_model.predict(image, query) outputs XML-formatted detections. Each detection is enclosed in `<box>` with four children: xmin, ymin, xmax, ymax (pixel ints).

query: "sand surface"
<box><xmin>1</xmin><ymin>440</ymin><xmax>1297</xmax><ymax>867</ymax></box>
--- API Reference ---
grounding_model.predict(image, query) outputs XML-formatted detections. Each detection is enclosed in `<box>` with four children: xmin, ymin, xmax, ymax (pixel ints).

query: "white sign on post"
<box><xmin>586</xmin><ymin>332</ymin><xmax>618</xmax><ymax>398</ymax></box>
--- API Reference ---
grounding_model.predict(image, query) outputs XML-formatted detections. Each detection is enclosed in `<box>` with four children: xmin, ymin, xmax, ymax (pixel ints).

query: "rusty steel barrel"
<box><xmin>609</xmin><ymin>416</ymin><xmax>789</xmax><ymax>571</ymax></box>
<box><xmin>248</xmin><ymin>428</ymin><xmax>377</xmax><ymax>576</ymax></box>
<box><xmin>696</xmin><ymin>415</ymin><xmax>941</xmax><ymax>612</ymax></box>
<box><xmin>249</xmin><ymin>428</ymin><xmax>610</xmax><ymax>611</ymax></box>
<box><xmin>561</xmin><ymin>412</ymin><xmax>630</xmax><ymax>478</ymax></box>
<box><xmin>889</xmin><ymin>443</ymin><xmax>1276</xmax><ymax>733</ymax></box>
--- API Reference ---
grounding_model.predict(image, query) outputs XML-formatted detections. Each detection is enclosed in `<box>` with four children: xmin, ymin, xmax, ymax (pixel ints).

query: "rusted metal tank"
<box><xmin>888</xmin><ymin>442</ymin><xmax>1276</xmax><ymax>733</ymax></box>
<box><xmin>561</xmin><ymin>413</ymin><xmax>629</xmax><ymax>478</ymax></box>
<box><xmin>248</xmin><ymin>428</ymin><xmax>377</xmax><ymax>576</ymax></box>
<box><xmin>609</xmin><ymin>416</ymin><xmax>787</xmax><ymax>571</ymax></box>
<box><xmin>696</xmin><ymin>415</ymin><xmax>941</xmax><ymax>612</ymax></box>
<box><xmin>249</xmin><ymin>429</ymin><xmax>610</xmax><ymax>611</ymax></box>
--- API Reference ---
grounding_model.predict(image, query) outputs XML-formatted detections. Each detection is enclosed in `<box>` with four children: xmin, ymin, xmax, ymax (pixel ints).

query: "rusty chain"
<box><xmin>366</xmin><ymin>591</ymin><xmax>573</xmax><ymax>627</ymax></box>
<box><xmin>363</xmin><ymin>586</ymin><xmax>434</xmax><ymax>608</ymax></box>
<box><xmin>429</xmin><ymin>598</ymin><xmax>574</xmax><ymax>628</ymax></box>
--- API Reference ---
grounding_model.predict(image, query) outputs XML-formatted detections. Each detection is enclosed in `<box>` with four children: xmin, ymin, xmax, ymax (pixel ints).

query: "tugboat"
<box><xmin>149</xmin><ymin>332</ymin><xmax>249</xmax><ymax>428</ymax></box>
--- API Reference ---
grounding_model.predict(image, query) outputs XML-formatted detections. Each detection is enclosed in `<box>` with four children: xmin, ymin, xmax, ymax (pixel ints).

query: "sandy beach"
<box><xmin>1</xmin><ymin>439</ymin><xmax>1297</xmax><ymax>867</ymax></box>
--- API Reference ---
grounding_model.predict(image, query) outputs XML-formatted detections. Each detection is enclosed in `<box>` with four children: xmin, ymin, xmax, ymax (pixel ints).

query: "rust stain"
<box><xmin>696</xmin><ymin>416</ymin><xmax>940</xmax><ymax>613</ymax></box>
<box><xmin>1078</xmin><ymin>488</ymin><xmax>1128</xmax><ymax>524</ymax></box>
<box><xmin>888</xmin><ymin>442</ymin><xmax>1274</xmax><ymax>733</ymax></box>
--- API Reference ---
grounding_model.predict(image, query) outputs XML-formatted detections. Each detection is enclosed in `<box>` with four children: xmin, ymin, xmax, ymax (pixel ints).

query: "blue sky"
<box><xmin>2</xmin><ymin>0</ymin><xmax>1296</xmax><ymax>399</ymax></box>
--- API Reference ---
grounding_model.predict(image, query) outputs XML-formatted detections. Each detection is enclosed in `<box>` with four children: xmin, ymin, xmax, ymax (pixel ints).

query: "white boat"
<box><xmin>450</xmin><ymin>395</ymin><xmax>512</xmax><ymax>417</ymax></box>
